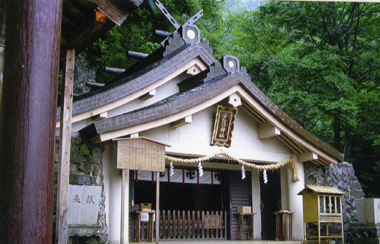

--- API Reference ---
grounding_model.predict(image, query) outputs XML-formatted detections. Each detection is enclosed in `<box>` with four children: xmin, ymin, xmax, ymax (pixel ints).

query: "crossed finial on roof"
<box><xmin>154</xmin><ymin>0</ymin><xmax>203</xmax><ymax>30</ymax></box>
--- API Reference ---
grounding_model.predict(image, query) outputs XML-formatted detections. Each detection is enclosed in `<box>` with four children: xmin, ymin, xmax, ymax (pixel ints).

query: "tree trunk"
<box><xmin>343</xmin><ymin>125</ymin><xmax>352</xmax><ymax>161</ymax></box>
<box><xmin>333</xmin><ymin>116</ymin><xmax>341</xmax><ymax>152</ymax></box>
<box><xmin>0</xmin><ymin>1</ymin><xmax>62</xmax><ymax>243</ymax></box>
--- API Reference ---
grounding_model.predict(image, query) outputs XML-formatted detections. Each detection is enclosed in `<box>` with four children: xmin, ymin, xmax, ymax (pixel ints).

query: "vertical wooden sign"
<box><xmin>210</xmin><ymin>105</ymin><xmax>238</xmax><ymax>148</ymax></box>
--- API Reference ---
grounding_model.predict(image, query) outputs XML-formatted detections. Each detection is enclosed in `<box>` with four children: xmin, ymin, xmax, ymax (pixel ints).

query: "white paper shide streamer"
<box><xmin>170</xmin><ymin>161</ymin><xmax>174</xmax><ymax>176</ymax></box>
<box><xmin>198</xmin><ymin>162</ymin><xmax>204</xmax><ymax>177</ymax></box>
<box><xmin>263</xmin><ymin>169</ymin><xmax>268</xmax><ymax>184</ymax></box>
<box><xmin>241</xmin><ymin>165</ymin><xmax>246</xmax><ymax>180</ymax></box>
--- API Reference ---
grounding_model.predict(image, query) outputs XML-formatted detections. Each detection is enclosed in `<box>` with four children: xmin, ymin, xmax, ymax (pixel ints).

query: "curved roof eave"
<box><xmin>56</xmin><ymin>38</ymin><xmax>215</xmax><ymax>127</ymax></box>
<box><xmin>81</xmin><ymin>70</ymin><xmax>343</xmax><ymax>164</ymax></box>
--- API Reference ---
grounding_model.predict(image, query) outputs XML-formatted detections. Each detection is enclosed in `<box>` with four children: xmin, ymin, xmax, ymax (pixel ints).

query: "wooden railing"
<box><xmin>137</xmin><ymin>210</ymin><xmax>227</xmax><ymax>241</ymax></box>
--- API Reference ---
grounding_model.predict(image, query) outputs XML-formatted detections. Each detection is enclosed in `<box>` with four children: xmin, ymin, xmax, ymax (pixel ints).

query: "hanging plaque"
<box><xmin>116</xmin><ymin>137</ymin><xmax>168</xmax><ymax>172</ymax></box>
<box><xmin>204</xmin><ymin>215</ymin><xmax>222</xmax><ymax>229</ymax></box>
<box><xmin>210</xmin><ymin>105</ymin><xmax>238</xmax><ymax>148</ymax></box>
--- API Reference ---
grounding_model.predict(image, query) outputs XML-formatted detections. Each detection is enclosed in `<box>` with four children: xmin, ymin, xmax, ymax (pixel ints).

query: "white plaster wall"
<box><xmin>101</xmin><ymin>104</ymin><xmax>304</xmax><ymax>242</ymax></box>
<box><xmin>103</xmin><ymin>141</ymin><xmax>130</xmax><ymax>244</ymax></box>
<box><xmin>285</xmin><ymin>158</ymin><xmax>305</xmax><ymax>241</ymax></box>
<box><xmin>141</xmin><ymin>105</ymin><xmax>293</xmax><ymax>163</ymax></box>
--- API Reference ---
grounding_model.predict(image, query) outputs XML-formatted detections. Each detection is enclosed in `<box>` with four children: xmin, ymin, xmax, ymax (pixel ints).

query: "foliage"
<box><xmin>226</xmin><ymin>1</ymin><xmax>380</xmax><ymax>196</ymax></box>
<box><xmin>86</xmin><ymin>0</ymin><xmax>226</xmax><ymax>84</ymax></box>
<box><xmin>85</xmin><ymin>0</ymin><xmax>380</xmax><ymax>197</ymax></box>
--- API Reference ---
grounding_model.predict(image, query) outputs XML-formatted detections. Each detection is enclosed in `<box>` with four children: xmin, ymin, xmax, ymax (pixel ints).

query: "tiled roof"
<box><xmin>56</xmin><ymin>36</ymin><xmax>215</xmax><ymax>120</ymax></box>
<box><xmin>80</xmin><ymin>64</ymin><xmax>343</xmax><ymax>161</ymax></box>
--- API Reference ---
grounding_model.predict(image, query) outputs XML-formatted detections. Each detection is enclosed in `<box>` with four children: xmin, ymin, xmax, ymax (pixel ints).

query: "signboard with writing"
<box><xmin>210</xmin><ymin>105</ymin><xmax>238</xmax><ymax>148</ymax></box>
<box><xmin>204</xmin><ymin>215</ymin><xmax>222</xmax><ymax>229</ymax></box>
<box><xmin>117</xmin><ymin>138</ymin><xmax>167</xmax><ymax>172</ymax></box>
<box><xmin>68</xmin><ymin>185</ymin><xmax>102</xmax><ymax>226</ymax></box>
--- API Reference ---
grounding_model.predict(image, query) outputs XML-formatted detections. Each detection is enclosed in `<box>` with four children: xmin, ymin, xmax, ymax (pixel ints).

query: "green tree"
<box><xmin>87</xmin><ymin>0</ymin><xmax>226</xmax><ymax>84</ymax></box>
<box><xmin>226</xmin><ymin>2</ymin><xmax>380</xmax><ymax>196</ymax></box>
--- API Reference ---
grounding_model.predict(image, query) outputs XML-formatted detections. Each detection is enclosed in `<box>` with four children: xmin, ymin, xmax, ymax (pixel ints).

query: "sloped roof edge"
<box><xmin>82</xmin><ymin>70</ymin><xmax>343</xmax><ymax>162</ymax></box>
<box><xmin>56</xmin><ymin>38</ymin><xmax>215</xmax><ymax>124</ymax></box>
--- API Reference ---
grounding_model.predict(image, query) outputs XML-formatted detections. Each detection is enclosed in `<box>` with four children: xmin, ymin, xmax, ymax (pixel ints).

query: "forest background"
<box><xmin>83</xmin><ymin>0</ymin><xmax>380</xmax><ymax>197</ymax></box>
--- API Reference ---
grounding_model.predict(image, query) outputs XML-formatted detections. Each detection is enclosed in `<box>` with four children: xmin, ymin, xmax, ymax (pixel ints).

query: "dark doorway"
<box><xmin>260</xmin><ymin>170</ymin><xmax>281</xmax><ymax>240</ymax></box>
<box><xmin>134</xmin><ymin>174</ymin><xmax>222</xmax><ymax>211</ymax></box>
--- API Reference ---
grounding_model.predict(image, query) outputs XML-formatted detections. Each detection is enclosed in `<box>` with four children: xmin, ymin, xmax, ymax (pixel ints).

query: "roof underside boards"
<box><xmin>79</xmin><ymin>62</ymin><xmax>343</xmax><ymax>164</ymax></box>
<box><xmin>61</xmin><ymin>0</ymin><xmax>143</xmax><ymax>54</ymax></box>
<box><xmin>56</xmin><ymin>38</ymin><xmax>215</xmax><ymax>126</ymax></box>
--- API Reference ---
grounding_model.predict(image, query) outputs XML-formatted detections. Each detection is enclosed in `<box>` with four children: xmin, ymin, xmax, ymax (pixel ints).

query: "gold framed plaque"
<box><xmin>210</xmin><ymin>105</ymin><xmax>238</xmax><ymax>148</ymax></box>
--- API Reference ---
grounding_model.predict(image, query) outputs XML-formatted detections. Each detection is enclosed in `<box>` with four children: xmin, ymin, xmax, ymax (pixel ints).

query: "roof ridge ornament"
<box><xmin>222</xmin><ymin>55</ymin><xmax>240</xmax><ymax>73</ymax></box>
<box><xmin>241</xmin><ymin>66</ymin><xmax>251</xmax><ymax>80</ymax></box>
<box><xmin>204</xmin><ymin>60</ymin><xmax>227</xmax><ymax>83</ymax></box>
<box><xmin>155</xmin><ymin>0</ymin><xmax>203</xmax><ymax>45</ymax></box>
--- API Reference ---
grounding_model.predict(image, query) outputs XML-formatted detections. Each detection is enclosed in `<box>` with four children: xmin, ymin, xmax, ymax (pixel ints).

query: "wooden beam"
<box><xmin>65</xmin><ymin>1</ymin><xmax>87</xmax><ymax>18</ymax></box>
<box><xmin>280</xmin><ymin>134</ymin><xmax>307</xmax><ymax>154</ymax></box>
<box><xmin>186</xmin><ymin>64</ymin><xmax>202</xmax><ymax>75</ymax></box>
<box><xmin>242</xmin><ymin>103</ymin><xmax>266</xmax><ymax>123</ymax></box>
<box><xmin>92</xmin><ymin>0</ymin><xmax>130</xmax><ymax>26</ymax></box>
<box><xmin>277</xmin><ymin>136</ymin><xmax>303</xmax><ymax>155</ymax></box>
<box><xmin>298</xmin><ymin>152</ymin><xmax>318</xmax><ymax>163</ymax></box>
<box><xmin>57</xmin><ymin>48</ymin><xmax>75</xmax><ymax>244</ymax></box>
<box><xmin>170</xmin><ymin>115</ymin><xmax>192</xmax><ymax>129</ymax></box>
<box><xmin>258</xmin><ymin>121</ymin><xmax>281</xmax><ymax>139</ymax></box>
<box><xmin>92</xmin><ymin>111</ymin><xmax>108</xmax><ymax>121</ymax></box>
<box><xmin>66</xmin><ymin>11</ymin><xmax>106</xmax><ymax>48</ymax></box>
<box><xmin>105</xmin><ymin>67</ymin><xmax>126</xmax><ymax>74</ymax></box>
<box><xmin>139</xmin><ymin>89</ymin><xmax>156</xmax><ymax>101</ymax></box>
<box><xmin>241</xmin><ymin>106</ymin><xmax>263</xmax><ymax>124</ymax></box>
<box><xmin>130</xmin><ymin>132</ymin><xmax>139</xmax><ymax>138</ymax></box>
<box><xmin>156</xmin><ymin>172</ymin><xmax>160</xmax><ymax>244</ymax></box>
<box><xmin>228</xmin><ymin>93</ymin><xmax>242</xmax><ymax>107</ymax></box>
<box><xmin>120</xmin><ymin>169</ymin><xmax>126</xmax><ymax>244</ymax></box>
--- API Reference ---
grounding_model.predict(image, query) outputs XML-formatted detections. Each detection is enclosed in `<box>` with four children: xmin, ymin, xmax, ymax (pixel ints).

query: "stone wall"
<box><xmin>304</xmin><ymin>161</ymin><xmax>365</xmax><ymax>244</ymax></box>
<box><xmin>54</xmin><ymin>133</ymin><xmax>108</xmax><ymax>244</ymax></box>
<box><xmin>73</xmin><ymin>52</ymin><xmax>97</xmax><ymax>95</ymax></box>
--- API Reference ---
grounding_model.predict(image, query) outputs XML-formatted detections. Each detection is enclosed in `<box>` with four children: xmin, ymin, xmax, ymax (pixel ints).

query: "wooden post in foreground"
<box><xmin>56</xmin><ymin>48</ymin><xmax>75</xmax><ymax>244</ymax></box>
<box><xmin>0</xmin><ymin>0</ymin><xmax>63</xmax><ymax>243</ymax></box>
<box><xmin>156</xmin><ymin>172</ymin><xmax>160</xmax><ymax>244</ymax></box>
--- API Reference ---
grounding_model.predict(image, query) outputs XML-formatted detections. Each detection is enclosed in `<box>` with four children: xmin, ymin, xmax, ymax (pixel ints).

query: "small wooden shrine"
<box><xmin>298</xmin><ymin>185</ymin><xmax>345</xmax><ymax>244</ymax></box>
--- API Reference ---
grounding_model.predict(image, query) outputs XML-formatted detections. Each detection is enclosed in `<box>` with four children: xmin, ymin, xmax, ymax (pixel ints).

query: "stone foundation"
<box><xmin>54</xmin><ymin>133</ymin><xmax>108</xmax><ymax>244</ymax></box>
<box><xmin>351</xmin><ymin>223</ymin><xmax>380</xmax><ymax>244</ymax></box>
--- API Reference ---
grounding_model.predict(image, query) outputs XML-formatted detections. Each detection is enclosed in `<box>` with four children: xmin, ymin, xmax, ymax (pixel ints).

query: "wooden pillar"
<box><xmin>156</xmin><ymin>172</ymin><xmax>160</xmax><ymax>244</ymax></box>
<box><xmin>0</xmin><ymin>0</ymin><xmax>63</xmax><ymax>243</ymax></box>
<box><xmin>121</xmin><ymin>169</ymin><xmax>130</xmax><ymax>244</ymax></box>
<box><xmin>121</xmin><ymin>169</ymin><xmax>126</xmax><ymax>244</ymax></box>
<box><xmin>56</xmin><ymin>48</ymin><xmax>75</xmax><ymax>244</ymax></box>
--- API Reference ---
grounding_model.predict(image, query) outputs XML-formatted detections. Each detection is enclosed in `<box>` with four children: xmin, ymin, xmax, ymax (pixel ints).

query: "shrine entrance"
<box><xmin>134</xmin><ymin>169</ymin><xmax>222</xmax><ymax>211</ymax></box>
<box><xmin>133</xmin><ymin>168</ymin><xmax>226</xmax><ymax>241</ymax></box>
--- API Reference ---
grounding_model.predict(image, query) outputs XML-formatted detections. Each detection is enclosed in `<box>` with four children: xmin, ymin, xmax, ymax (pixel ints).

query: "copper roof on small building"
<box><xmin>298</xmin><ymin>185</ymin><xmax>345</xmax><ymax>195</ymax></box>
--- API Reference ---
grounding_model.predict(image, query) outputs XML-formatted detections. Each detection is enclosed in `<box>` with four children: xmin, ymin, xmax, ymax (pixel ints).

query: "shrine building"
<box><xmin>56</xmin><ymin>23</ymin><xmax>344</xmax><ymax>244</ymax></box>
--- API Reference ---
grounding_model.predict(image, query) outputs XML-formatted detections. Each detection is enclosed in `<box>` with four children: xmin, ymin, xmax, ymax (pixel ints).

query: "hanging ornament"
<box><xmin>198</xmin><ymin>162</ymin><xmax>204</xmax><ymax>177</ymax></box>
<box><xmin>263</xmin><ymin>169</ymin><xmax>268</xmax><ymax>184</ymax></box>
<box><xmin>241</xmin><ymin>165</ymin><xmax>246</xmax><ymax>180</ymax></box>
<box><xmin>170</xmin><ymin>161</ymin><xmax>174</xmax><ymax>176</ymax></box>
